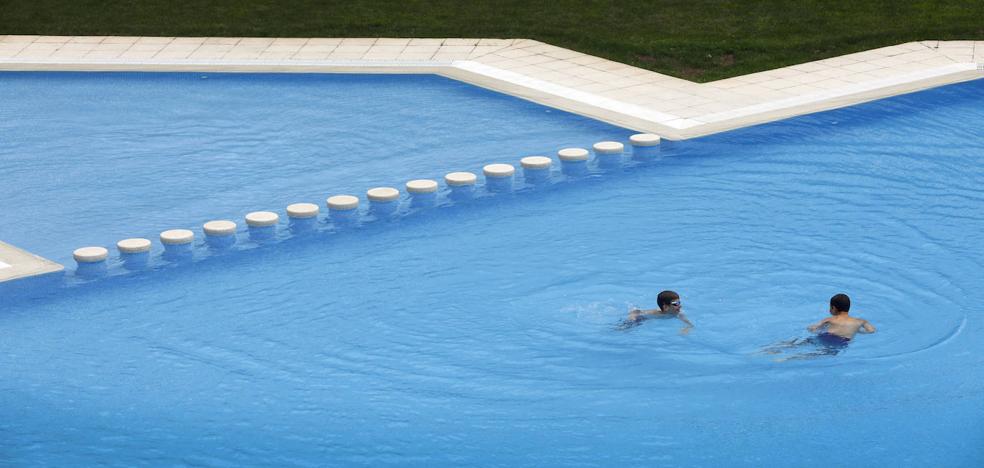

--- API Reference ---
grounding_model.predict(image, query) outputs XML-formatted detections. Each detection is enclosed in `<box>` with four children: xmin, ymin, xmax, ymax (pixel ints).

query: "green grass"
<box><xmin>2</xmin><ymin>0</ymin><xmax>981</xmax><ymax>82</ymax></box>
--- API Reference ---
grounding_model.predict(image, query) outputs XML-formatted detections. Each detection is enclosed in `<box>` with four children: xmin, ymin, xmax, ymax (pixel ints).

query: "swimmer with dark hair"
<box><xmin>807</xmin><ymin>293</ymin><xmax>876</xmax><ymax>343</ymax></box>
<box><xmin>621</xmin><ymin>290</ymin><xmax>694</xmax><ymax>334</ymax></box>
<box><xmin>764</xmin><ymin>293</ymin><xmax>876</xmax><ymax>360</ymax></box>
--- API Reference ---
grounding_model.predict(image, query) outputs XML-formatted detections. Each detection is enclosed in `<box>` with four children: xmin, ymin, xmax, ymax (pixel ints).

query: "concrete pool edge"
<box><xmin>0</xmin><ymin>58</ymin><xmax>977</xmax><ymax>140</ymax></box>
<box><xmin>1</xmin><ymin>36</ymin><xmax>981</xmax><ymax>140</ymax></box>
<box><xmin>443</xmin><ymin>61</ymin><xmax>982</xmax><ymax>139</ymax></box>
<box><xmin>0</xmin><ymin>36</ymin><xmax>981</xmax><ymax>283</ymax></box>
<box><xmin>0</xmin><ymin>241</ymin><xmax>64</xmax><ymax>282</ymax></box>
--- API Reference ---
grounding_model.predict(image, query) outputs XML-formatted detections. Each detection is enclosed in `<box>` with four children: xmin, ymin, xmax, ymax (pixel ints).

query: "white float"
<box><xmin>406</xmin><ymin>179</ymin><xmax>438</xmax><ymax>193</ymax></box>
<box><xmin>117</xmin><ymin>238</ymin><xmax>152</xmax><ymax>270</ymax></box>
<box><xmin>245</xmin><ymin>211</ymin><xmax>279</xmax><ymax>227</ymax></box>
<box><xmin>367</xmin><ymin>187</ymin><xmax>400</xmax><ymax>202</ymax></box>
<box><xmin>593</xmin><ymin>141</ymin><xmax>624</xmax><ymax>154</ymax></box>
<box><xmin>73</xmin><ymin>246</ymin><xmax>108</xmax><ymax>277</ymax></box>
<box><xmin>445</xmin><ymin>171</ymin><xmax>477</xmax><ymax>200</ymax></box>
<box><xmin>558</xmin><ymin>147</ymin><xmax>589</xmax><ymax>176</ymax></box>
<box><xmin>160</xmin><ymin>229</ymin><xmax>195</xmax><ymax>259</ymax></box>
<box><xmin>73</xmin><ymin>246</ymin><xmax>108</xmax><ymax>263</ymax></box>
<box><xmin>629</xmin><ymin>133</ymin><xmax>661</xmax><ymax>147</ymax></box>
<box><xmin>287</xmin><ymin>202</ymin><xmax>320</xmax><ymax>232</ymax></box>
<box><xmin>593</xmin><ymin>141</ymin><xmax>624</xmax><ymax>169</ymax></box>
<box><xmin>327</xmin><ymin>195</ymin><xmax>360</xmax><ymax>224</ymax></box>
<box><xmin>160</xmin><ymin>229</ymin><xmax>194</xmax><ymax>245</ymax></box>
<box><xmin>483</xmin><ymin>163</ymin><xmax>515</xmax><ymax>193</ymax></box>
<box><xmin>116</xmin><ymin>238</ymin><xmax>151</xmax><ymax>254</ymax></box>
<box><xmin>287</xmin><ymin>203</ymin><xmax>320</xmax><ymax>219</ymax></box>
<box><xmin>367</xmin><ymin>187</ymin><xmax>400</xmax><ymax>217</ymax></box>
<box><xmin>482</xmin><ymin>163</ymin><xmax>515</xmax><ymax>178</ymax></box>
<box><xmin>204</xmin><ymin>220</ymin><xmax>237</xmax><ymax>248</ymax></box>
<box><xmin>245</xmin><ymin>211</ymin><xmax>279</xmax><ymax>241</ymax></box>
<box><xmin>445</xmin><ymin>171</ymin><xmax>477</xmax><ymax>185</ymax></box>
<box><xmin>558</xmin><ymin>148</ymin><xmax>590</xmax><ymax>161</ymax></box>
<box><xmin>520</xmin><ymin>156</ymin><xmax>553</xmax><ymax>184</ymax></box>
<box><xmin>630</xmin><ymin>133</ymin><xmax>662</xmax><ymax>160</ymax></box>
<box><xmin>406</xmin><ymin>179</ymin><xmax>438</xmax><ymax>208</ymax></box>
<box><xmin>204</xmin><ymin>220</ymin><xmax>237</xmax><ymax>235</ymax></box>
<box><xmin>327</xmin><ymin>195</ymin><xmax>359</xmax><ymax>210</ymax></box>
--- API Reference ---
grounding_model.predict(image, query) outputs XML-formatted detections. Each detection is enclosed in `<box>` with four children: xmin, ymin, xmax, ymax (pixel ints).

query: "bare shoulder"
<box><xmin>855</xmin><ymin>316</ymin><xmax>876</xmax><ymax>332</ymax></box>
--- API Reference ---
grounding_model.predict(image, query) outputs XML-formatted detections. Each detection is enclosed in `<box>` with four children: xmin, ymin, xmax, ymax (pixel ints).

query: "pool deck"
<box><xmin>1</xmin><ymin>36</ymin><xmax>982</xmax><ymax>283</ymax></box>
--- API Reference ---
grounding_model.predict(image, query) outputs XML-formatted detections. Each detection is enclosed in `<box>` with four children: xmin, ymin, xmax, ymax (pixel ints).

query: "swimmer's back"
<box><xmin>824</xmin><ymin>315</ymin><xmax>874</xmax><ymax>340</ymax></box>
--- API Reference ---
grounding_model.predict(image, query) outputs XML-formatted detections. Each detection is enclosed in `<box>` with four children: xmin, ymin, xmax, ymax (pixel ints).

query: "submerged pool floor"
<box><xmin>1</xmin><ymin>78</ymin><xmax>983</xmax><ymax>466</ymax></box>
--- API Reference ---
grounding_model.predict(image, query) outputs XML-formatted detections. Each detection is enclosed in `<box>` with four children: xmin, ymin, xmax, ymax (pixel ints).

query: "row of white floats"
<box><xmin>72</xmin><ymin>135</ymin><xmax>661</xmax><ymax>275</ymax></box>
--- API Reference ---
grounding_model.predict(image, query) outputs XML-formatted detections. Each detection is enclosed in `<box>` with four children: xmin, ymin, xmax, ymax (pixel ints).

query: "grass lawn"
<box><xmin>2</xmin><ymin>0</ymin><xmax>981</xmax><ymax>82</ymax></box>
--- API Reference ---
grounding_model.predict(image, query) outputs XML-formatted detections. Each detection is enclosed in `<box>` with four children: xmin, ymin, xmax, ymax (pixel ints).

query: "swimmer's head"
<box><xmin>657</xmin><ymin>290</ymin><xmax>681</xmax><ymax>312</ymax></box>
<box><xmin>830</xmin><ymin>293</ymin><xmax>851</xmax><ymax>315</ymax></box>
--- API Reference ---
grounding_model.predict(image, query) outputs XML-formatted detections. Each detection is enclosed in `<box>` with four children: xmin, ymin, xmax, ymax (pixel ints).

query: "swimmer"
<box><xmin>763</xmin><ymin>293</ymin><xmax>876</xmax><ymax>360</ymax></box>
<box><xmin>620</xmin><ymin>290</ymin><xmax>694</xmax><ymax>334</ymax></box>
<box><xmin>806</xmin><ymin>293</ymin><xmax>876</xmax><ymax>341</ymax></box>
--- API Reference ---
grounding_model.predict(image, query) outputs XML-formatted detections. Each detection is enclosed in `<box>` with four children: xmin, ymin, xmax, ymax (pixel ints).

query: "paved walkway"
<box><xmin>1</xmin><ymin>35</ymin><xmax>981</xmax><ymax>282</ymax></box>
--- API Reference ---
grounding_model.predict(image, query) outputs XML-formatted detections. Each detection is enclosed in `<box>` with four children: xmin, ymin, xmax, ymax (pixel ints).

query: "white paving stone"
<box><xmin>444</xmin><ymin>38</ymin><xmax>479</xmax><ymax>46</ymax></box>
<box><xmin>239</xmin><ymin>38</ymin><xmax>275</xmax><ymax>46</ymax></box>
<box><xmin>431</xmin><ymin>54</ymin><xmax>467</xmax><ymax>62</ymax></box>
<box><xmin>477</xmin><ymin>39</ymin><xmax>513</xmax><ymax>46</ymax></box>
<box><xmin>307</xmin><ymin>38</ymin><xmax>342</xmax><ymax>46</ymax></box>
<box><xmin>340</xmin><ymin>38</ymin><xmax>376</xmax><ymax>45</ymax></box>
<box><xmin>409</xmin><ymin>38</ymin><xmax>444</xmax><ymax>45</ymax></box>
<box><xmin>376</xmin><ymin>38</ymin><xmax>411</xmax><ymax>46</ymax></box>
<box><xmin>5</xmin><ymin>35</ymin><xmax>39</xmax><ymax>43</ymax></box>
<box><xmin>272</xmin><ymin>38</ymin><xmax>308</xmax><ymax>46</ymax></box>
<box><xmin>265</xmin><ymin>44</ymin><xmax>304</xmax><ymax>53</ymax></box>
<box><xmin>101</xmin><ymin>36</ymin><xmax>139</xmax><ymax>45</ymax></box>
<box><xmin>203</xmin><ymin>37</ymin><xmax>239</xmax><ymax>45</ymax></box>
<box><xmin>398</xmin><ymin>52</ymin><xmax>436</xmax><ymax>61</ymax></box>
<box><xmin>333</xmin><ymin>45</ymin><xmax>371</xmax><ymax>53</ymax></box>
<box><xmin>223</xmin><ymin>49</ymin><xmax>264</xmax><ymax>59</ymax></box>
<box><xmin>70</xmin><ymin>36</ymin><xmax>107</xmax><ymax>43</ymax></box>
<box><xmin>298</xmin><ymin>44</ymin><xmax>338</xmax><ymax>53</ymax></box>
<box><xmin>171</xmin><ymin>37</ymin><xmax>206</xmax><ymax>45</ymax></box>
<box><xmin>118</xmin><ymin>50</ymin><xmax>159</xmax><ymax>60</ymax></box>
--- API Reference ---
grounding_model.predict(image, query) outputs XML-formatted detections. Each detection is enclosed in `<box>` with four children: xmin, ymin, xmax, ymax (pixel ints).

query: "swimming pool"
<box><xmin>0</xmin><ymin>71</ymin><xmax>630</xmax><ymax>265</ymax></box>
<box><xmin>1</xmin><ymin>75</ymin><xmax>983</xmax><ymax>466</ymax></box>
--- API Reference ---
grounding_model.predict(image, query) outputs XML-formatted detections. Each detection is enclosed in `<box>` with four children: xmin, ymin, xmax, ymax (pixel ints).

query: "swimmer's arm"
<box><xmin>677</xmin><ymin>312</ymin><xmax>694</xmax><ymax>331</ymax></box>
<box><xmin>859</xmin><ymin>320</ymin><xmax>876</xmax><ymax>333</ymax></box>
<box><xmin>677</xmin><ymin>312</ymin><xmax>694</xmax><ymax>327</ymax></box>
<box><xmin>807</xmin><ymin>318</ymin><xmax>831</xmax><ymax>333</ymax></box>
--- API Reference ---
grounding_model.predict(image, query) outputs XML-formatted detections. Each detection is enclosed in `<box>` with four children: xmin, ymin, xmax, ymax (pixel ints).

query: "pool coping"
<box><xmin>1</xmin><ymin>36</ymin><xmax>982</xmax><ymax>283</ymax></box>
<box><xmin>0</xmin><ymin>241</ymin><xmax>64</xmax><ymax>282</ymax></box>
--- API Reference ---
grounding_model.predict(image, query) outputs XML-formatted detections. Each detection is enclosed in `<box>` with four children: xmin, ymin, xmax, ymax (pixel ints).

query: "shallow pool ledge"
<box><xmin>0</xmin><ymin>240</ymin><xmax>64</xmax><ymax>283</ymax></box>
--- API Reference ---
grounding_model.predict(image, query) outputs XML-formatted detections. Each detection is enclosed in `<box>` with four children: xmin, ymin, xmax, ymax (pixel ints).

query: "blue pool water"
<box><xmin>0</xmin><ymin>72</ymin><xmax>630</xmax><ymax>264</ymax></box>
<box><xmin>2</xmin><ymin>75</ymin><xmax>984</xmax><ymax>466</ymax></box>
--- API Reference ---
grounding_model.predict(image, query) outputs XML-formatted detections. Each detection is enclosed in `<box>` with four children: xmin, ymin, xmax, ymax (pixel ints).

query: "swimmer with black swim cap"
<box><xmin>625</xmin><ymin>290</ymin><xmax>694</xmax><ymax>334</ymax></box>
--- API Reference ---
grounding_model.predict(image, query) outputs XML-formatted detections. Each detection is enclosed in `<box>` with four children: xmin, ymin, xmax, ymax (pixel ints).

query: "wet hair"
<box><xmin>657</xmin><ymin>290</ymin><xmax>680</xmax><ymax>310</ymax></box>
<box><xmin>830</xmin><ymin>293</ymin><xmax>851</xmax><ymax>313</ymax></box>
